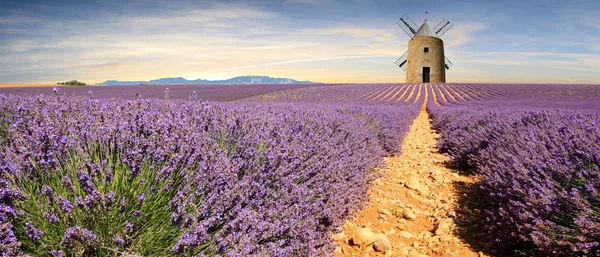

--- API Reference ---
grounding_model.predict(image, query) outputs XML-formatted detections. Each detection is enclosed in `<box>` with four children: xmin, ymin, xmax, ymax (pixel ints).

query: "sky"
<box><xmin>1</xmin><ymin>0</ymin><xmax>600</xmax><ymax>84</ymax></box>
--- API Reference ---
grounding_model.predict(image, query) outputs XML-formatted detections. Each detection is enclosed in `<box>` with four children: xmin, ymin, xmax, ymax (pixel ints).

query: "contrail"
<box><xmin>180</xmin><ymin>54</ymin><xmax>390</xmax><ymax>77</ymax></box>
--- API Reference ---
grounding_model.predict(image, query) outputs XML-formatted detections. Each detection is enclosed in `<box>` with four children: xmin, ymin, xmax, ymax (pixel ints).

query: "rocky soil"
<box><xmin>332</xmin><ymin>103</ymin><xmax>489</xmax><ymax>257</ymax></box>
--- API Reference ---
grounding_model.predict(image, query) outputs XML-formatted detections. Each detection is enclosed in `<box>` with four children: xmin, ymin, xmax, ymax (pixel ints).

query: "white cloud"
<box><xmin>442</xmin><ymin>22</ymin><xmax>486</xmax><ymax>48</ymax></box>
<box><xmin>299</xmin><ymin>27</ymin><xmax>395</xmax><ymax>41</ymax></box>
<box><xmin>179</xmin><ymin>54</ymin><xmax>389</xmax><ymax>79</ymax></box>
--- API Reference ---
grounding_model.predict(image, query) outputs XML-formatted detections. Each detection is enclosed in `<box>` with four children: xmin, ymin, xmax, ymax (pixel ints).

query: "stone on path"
<box><xmin>373</xmin><ymin>234</ymin><xmax>392</xmax><ymax>252</ymax></box>
<box><xmin>405</xmin><ymin>176</ymin><xmax>421</xmax><ymax>191</ymax></box>
<box><xmin>398</xmin><ymin>231</ymin><xmax>413</xmax><ymax>238</ymax></box>
<box><xmin>435</xmin><ymin>219</ymin><xmax>452</xmax><ymax>235</ymax></box>
<box><xmin>379</xmin><ymin>209</ymin><xmax>392</xmax><ymax>217</ymax></box>
<box><xmin>352</xmin><ymin>228</ymin><xmax>377</xmax><ymax>246</ymax></box>
<box><xmin>402</xmin><ymin>208</ymin><xmax>417</xmax><ymax>220</ymax></box>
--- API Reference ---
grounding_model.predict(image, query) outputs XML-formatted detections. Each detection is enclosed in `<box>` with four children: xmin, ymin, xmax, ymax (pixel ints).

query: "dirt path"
<box><xmin>332</xmin><ymin>100</ymin><xmax>486</xmax><ymax>257</ymax></box>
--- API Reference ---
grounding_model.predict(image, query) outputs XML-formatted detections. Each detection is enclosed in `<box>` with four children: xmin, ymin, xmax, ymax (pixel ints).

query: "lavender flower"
<box><xmin>136</xmin><ymin>193</ymin><xmax>145</xmax><ymax>205</ymax></box>
<box><xmin>0</xmin><ymin>222</ymin><xmax>22</xmax><ymax>256</ymax></box>
<box><xmin>25</xmin><ymin>222</ymin><xmax>44</xmax><ymax>241</ymax></box>
<box><xmin>60</xmin><ymin>176</ymin><xmax>74</xmax><ymax>192</ymax></box>
<box><xmin>113</xmin><ymin>234</ymin><xmax>125</xmax><ymax>246</ymax></box>
<box><xmin>43</xmin><ymin>212</ymin><xmax>59</xmax><ymax>224</ymax></box>
<box><xmin>124</xmin><ymin>223</ymin><xmax>133</xmax><ymax>234</ymax></box>
<box><xmin>50</xmin><ymin>249</ymin><xmax>65</xmax><ymax>257</ymax></box>
<box><xmin>41</xmin><ymin>185</ymin><xmax>54</xmax><ymax>202</ymax></box>
<box><xmin>61</xmin><ymin>225</ymin><xmax>97</xmax><ymax>246</ymax></box>
<box><xmin>105</xmin><ymin>192</ymin><xmax>115</xmax><ymax>207</ymax></box>
<box><xmin>75</xmin><ymin>196</ymin><xmax>85</xmax><ymax>209</ymax></box>
<box><xmin>56</xmin><ymin>196</ymin><xmax>73</xmax><ymax>213</ymax></box>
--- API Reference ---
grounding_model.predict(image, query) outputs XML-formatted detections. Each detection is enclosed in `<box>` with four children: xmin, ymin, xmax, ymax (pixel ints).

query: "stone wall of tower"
<box><xmin>406</xmin><ymin>36</ymin><xmax>446</xmax><ymax>83</ymax></box>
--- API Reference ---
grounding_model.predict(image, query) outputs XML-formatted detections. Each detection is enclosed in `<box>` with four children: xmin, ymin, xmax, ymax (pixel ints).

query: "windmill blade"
<box><xmin>444</xmin><ymin>56</ymin><xmax>453</xmax><ymax>70</ymax></box>
<box><xmin>396</xmin><ymin>14</ymin><xmax>418</xmax><ymax>38</ymax></box>
<box><xmin>434</xmin><ymin>19</ymin><xmax>453</xmax><ymax>37</ymax></box>
<box><xmin>395</xmin><ymin>51</ymin><xmax>408</xmax><ymax>71</ymax></box>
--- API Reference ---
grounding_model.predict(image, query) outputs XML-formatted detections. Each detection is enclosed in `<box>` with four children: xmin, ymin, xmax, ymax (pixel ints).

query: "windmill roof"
<box><xmin>414</xmin><ymin>19</ymin><xmax>438</xmax><ymax>37</ymax></box>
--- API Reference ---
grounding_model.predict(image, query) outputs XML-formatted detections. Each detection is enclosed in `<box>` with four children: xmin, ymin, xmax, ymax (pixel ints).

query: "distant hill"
<box><xmin>98</xmin><ymin>76</ymin><xmax>319</xmax><ymax>85</ymax></box>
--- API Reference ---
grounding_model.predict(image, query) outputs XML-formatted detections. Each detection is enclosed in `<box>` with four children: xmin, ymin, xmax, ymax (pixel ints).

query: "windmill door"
<box><xmin>422</xmin><ymin>67</ymin><xmax>431</xmax><ymax>83</ymax></box>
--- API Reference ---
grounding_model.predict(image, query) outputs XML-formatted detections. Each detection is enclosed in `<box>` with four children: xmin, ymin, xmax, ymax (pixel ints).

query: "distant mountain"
<box><xmin>99</xmin><ymin>80</ymin><xmax>148</xmax><ymax>86</ymax></box>
<box><xmin>98</xmin><ymin>76</ymin><xmax>319</xmax><ymax>85</ymax></box>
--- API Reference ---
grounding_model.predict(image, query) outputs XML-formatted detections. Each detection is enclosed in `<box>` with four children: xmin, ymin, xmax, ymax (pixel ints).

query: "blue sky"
<box><xmin>1</xmin><ymin>0</ymin><xmax>599</xmax><ymax>84</ymax></box>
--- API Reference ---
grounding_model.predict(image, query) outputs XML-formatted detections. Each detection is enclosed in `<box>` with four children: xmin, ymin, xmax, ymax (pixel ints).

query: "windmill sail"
<box><xmin>444</xmin><ymin>56</ymin><xmax>453</xmax><ymax>70</ymax></box>
<box><xmin>433</xmin><ymin>19</ymin><xmax>453</xmax><ymax>37</ymax></box>
<box><xmin>396</xmin><ymin>14</ymin><xmax>418</xmax><ymax>38</ymax></box>
<box><xmin>395</xmin><ymin>51</ymin><xmax>408</xmax><ymax>71</ymax></box>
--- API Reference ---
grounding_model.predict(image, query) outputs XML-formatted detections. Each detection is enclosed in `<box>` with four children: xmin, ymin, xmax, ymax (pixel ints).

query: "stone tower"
<box><xmin>406</xmin><ymin>19</ymin><xmax>445</xmax><ymax>83</ymax></box>
<box><xmin>395</xmin><ymin>14</ymin><xmax>453</xmax><ymax>83</ymax></box>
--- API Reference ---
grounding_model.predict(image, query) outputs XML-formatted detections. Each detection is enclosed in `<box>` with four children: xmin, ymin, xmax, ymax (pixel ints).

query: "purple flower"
<box><xmin>136</xmin><ymin>193</ymin><xmax>145</xmax><ymax>205</ymax></box>
<box><xmin>41</xmin><ymin>185</ymin><xmax>54</xmax><ymax>202</ymax></box>
<box><xmin>25</xmin><ymin>222</ymin><xmax>44</xmax><ymax>241</ymax></box>
<box><xmin>75</xmin><ymin>196</ymin><xmax>85</xmax><ymax>209</ymax></box>
<box><xmin>61</xmin><ymin>176</ymin><xmax>74</xmax><ymax>192</ymax></box>
<box><xmin>119</xmin><ymin>197</ymin><xmax>127</xmax><ymax>213</ymax></box>
<box><xmin>43</xmin><ymin>212</ymin><xmax>59</xmax><ymax>224</ymax></box>
<box><xmin>84</xmin><ymin>190</ymin><xmax>101</xmax><ymax>209</ymax></box>
<box><xmin>124</xmin><ymin>223</ymin><xmax>133</xmax><ymax>234</ymax></box>
<box><xmin>105</xmin><ymin>192</ymin><xmax>115</xmax><ymax>207</ymax></box>
<box><xmin>0</xmin><ymin>204</ymin><xmax>17</xmax><ymax>222</ymax></box>
<box><xmin>50</xmin><ymin>249</ymin><xmax>65</xmax><ymax>257</ymax></box>
<box><xmin>113</xmin><ymin>234</ymin><xmax>124</xmax><ymax>246</ymax></box>
<box><xmin>61</xmin><ymin>225</ymin><xmax>97</xmax><ymax>246</ymax></box>
<box><xmin>0</xmin><ymin>222</ymin><xmax>22</xmax><ymax>256</ymax></box>
<box><xmin>77</xmin><ymin>172</ymin><xmax>95</xmax><ymax>194</ymax></box>
<box><xmin>56</xmin><ymin>196</ymin><xmax>73</xmax><ymax>213</ymax></box>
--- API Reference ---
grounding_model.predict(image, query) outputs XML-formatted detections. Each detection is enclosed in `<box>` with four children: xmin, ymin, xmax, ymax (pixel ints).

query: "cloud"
<box><xmin>127</xmin><ymin>6</ymin><xmax>277</xmax><ymax>31</ymax></box>
<box><xmin>442</xmin><ymin>22</ymin><xmax>486</xmax><ymax>48</ymax></box>
<box><xmin>299</xmin><ymin>27</ymin><xmax>395</xmax><ymax>41</ymax></box>
<box><xmin>179</xmin><ymin>54</ymin><xmax>389</xmax><ymax>79</ymax></box>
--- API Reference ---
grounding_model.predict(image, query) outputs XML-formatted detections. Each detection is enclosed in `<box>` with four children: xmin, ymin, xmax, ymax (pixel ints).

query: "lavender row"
<box><xmin>243</xmin><ymin>84</ymin><xmax>425</xmax><ymax>109</ymax></box>
<box><xmin>428</xmin><ymin>99</ymin><xmax>600</xmax><ymax>255</ymax></box>
<box><xmin>0</xmin><ymin>91</ymin><xmax>417</xmax><ymax>256</ymax></box>
<box><xmin>0</xmin><ymin>83</ymin><xmax>326</xmax><ymax>101</ymax></box>
<box><xmin>241</xmin><ymin>84</ymin><xmax>426</xmax><ymax>155</ymax></box>
<box><xmin>431</xmin><ymin>83</ymin><xmax>600</xmax><ymax>110</ymax></box>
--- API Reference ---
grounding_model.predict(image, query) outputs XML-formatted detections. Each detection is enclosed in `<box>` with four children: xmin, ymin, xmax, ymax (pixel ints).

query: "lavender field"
<box><xmin>1</xmin><ymin>83</ymin><xmax>599</xmax><ymax>256</ymax></box>
<box><xmin>0</xmin><ymin>84</ymin><xmax>328</xmax><ymax>101</ymax></box>
<box><xmin>426</xmin><ymin>83</ymin><xmax>600</xmax><ymax>256</ymax></box>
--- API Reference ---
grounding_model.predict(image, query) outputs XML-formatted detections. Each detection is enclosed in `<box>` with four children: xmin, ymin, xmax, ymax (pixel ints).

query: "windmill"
<box><xmin>394</xmin><ymin>13</ymin><xmax>453</xmax><ymax>83</ymax></box>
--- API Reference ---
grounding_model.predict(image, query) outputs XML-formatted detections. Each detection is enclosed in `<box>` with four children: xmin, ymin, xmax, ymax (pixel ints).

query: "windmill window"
<box><xmin>424</xmin><ymin>47</ymin><xmax>429</xmax><ymax>53</ymax></box>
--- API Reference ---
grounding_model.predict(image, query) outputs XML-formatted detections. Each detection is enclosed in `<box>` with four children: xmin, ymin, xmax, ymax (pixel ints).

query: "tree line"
<box><xmin>57</xmin><ymin>80</ymin><xmax>86</xmax><ymax>86</ymax></box>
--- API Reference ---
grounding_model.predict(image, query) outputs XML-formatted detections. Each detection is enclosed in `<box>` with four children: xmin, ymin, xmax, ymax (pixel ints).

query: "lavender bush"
<box><xmin>0</xmin><ymin>87</ymin><xmax>417</xmax><ymax>256</ymax></box>
<box><xmin>428</xmin><ymin>83</ymin><xmax>600</xmax><ymax>256</ymax></box>
<box><xmin>475</xmin><ymin>111</ymin><xmax>600</xmax><ymax>255</ymax></box>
